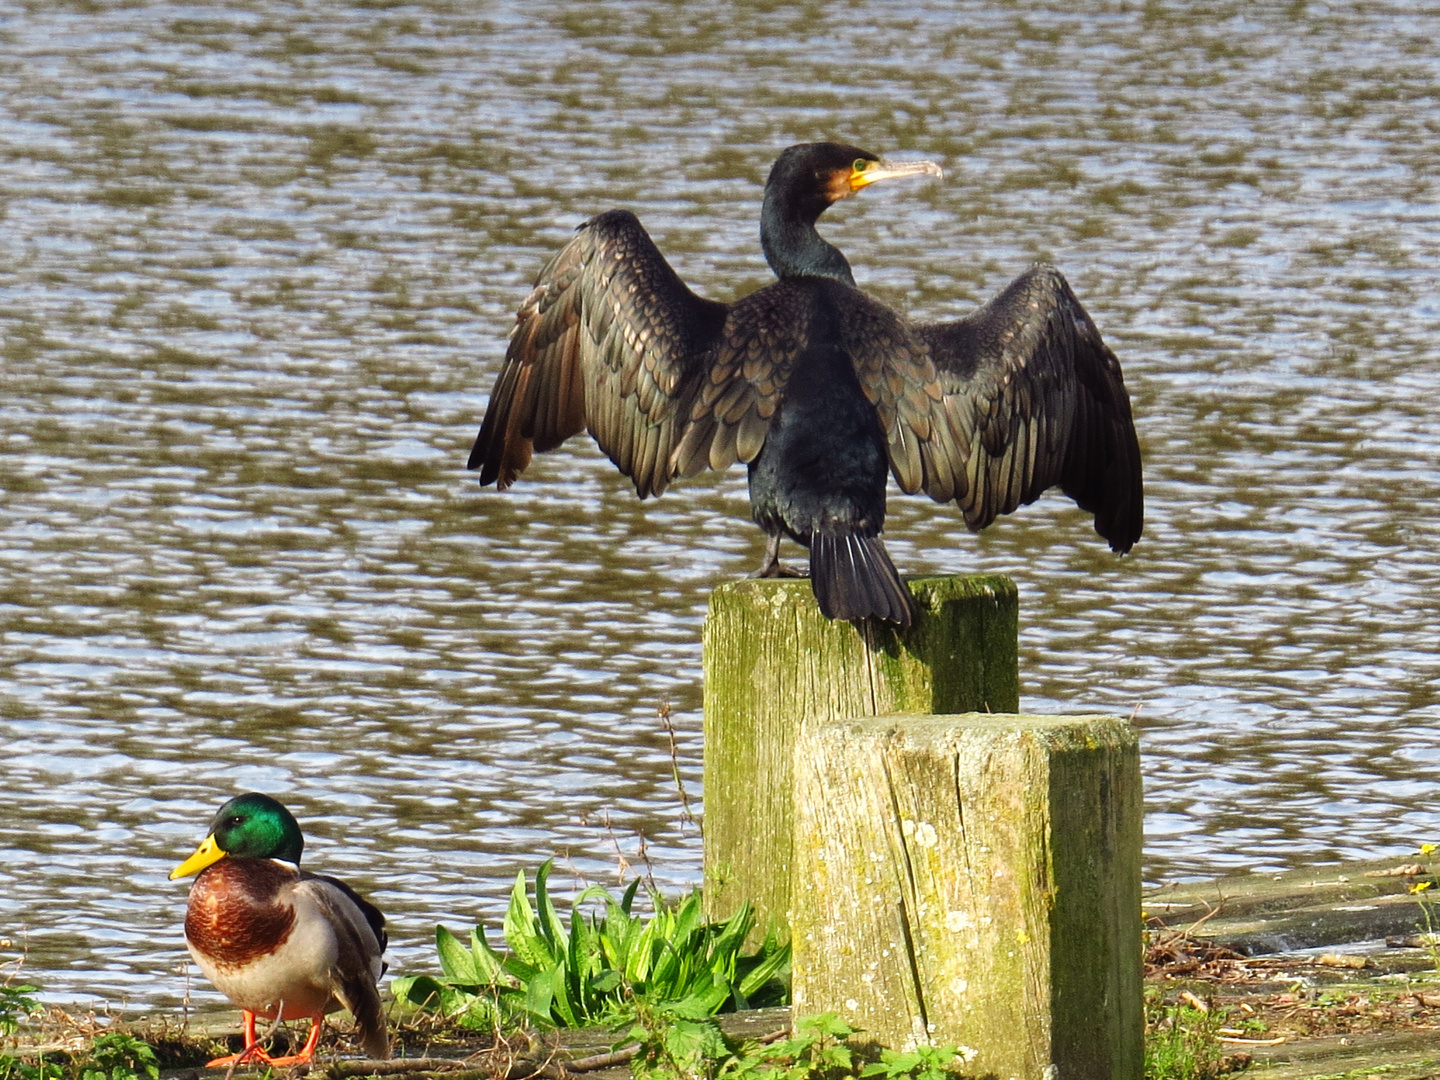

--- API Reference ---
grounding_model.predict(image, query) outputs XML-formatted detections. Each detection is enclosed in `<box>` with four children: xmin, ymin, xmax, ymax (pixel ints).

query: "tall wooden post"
<box><xmin>791</xmin><ymin>714</ymin><xmax>1142</xmax><ymax>1079</ymax></box>
<box><xmin>702</xmin><ymin>576</ymin><xmax>1019</xmax><ymax>936</ymax></box>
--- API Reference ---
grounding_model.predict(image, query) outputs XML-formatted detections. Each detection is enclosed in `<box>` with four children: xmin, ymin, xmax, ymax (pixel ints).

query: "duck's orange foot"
<box><xmin>204</xmin><ymin>1046</ymin><xmax>274</xmax><ymax>1068</ymax></box>
<box><xmin>205</xmin><ymin>1011</ymin><xmax>277</xmax><ymax>1069</ymax></box>
<box><xmin>260</xmin><ymin>1018</ymin><xmax>323</xmax><ymax>1067</ymax></box>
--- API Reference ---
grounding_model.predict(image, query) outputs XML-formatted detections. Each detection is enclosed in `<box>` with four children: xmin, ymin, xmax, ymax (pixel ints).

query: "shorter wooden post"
<box><xmin>703</xmin><ymin>576</ymin><xmax>1018</xmax><ymax>936</ymax></box>
<box><xmin>791</xmin><ymin>713</ymin><xmax>1141</xmax><ymax>1080</ymax></box>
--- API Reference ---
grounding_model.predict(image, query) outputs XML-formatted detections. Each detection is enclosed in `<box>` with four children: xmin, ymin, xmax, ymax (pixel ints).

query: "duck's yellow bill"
<box><xmin>170</xmin><ymin>834</ymin><xmax>226</xmax><ymax>880</ymax></box>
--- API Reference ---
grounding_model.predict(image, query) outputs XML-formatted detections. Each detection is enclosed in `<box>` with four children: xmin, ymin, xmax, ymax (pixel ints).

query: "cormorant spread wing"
<box><xmin>468</xmin><ymin>209</ymin><xmax>727</xmax><ymax>498</ymax></box>
<box><xmin>845</xmin><ymin>264</ymin><xmax>1143</xmax><ymax>553</ymax></box>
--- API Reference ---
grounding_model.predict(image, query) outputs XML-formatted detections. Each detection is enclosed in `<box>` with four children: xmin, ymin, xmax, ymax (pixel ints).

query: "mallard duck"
<box><xmin>170</xmin><ymin>793</ymin><xmax>390</xmax><ymax>1066</ymax></box>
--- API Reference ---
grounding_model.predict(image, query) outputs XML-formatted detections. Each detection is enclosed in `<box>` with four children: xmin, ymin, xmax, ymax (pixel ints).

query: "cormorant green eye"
<box><xmin>853</xmin><ymin>159</ymin><xmax>869</xmax><ymax>172</ymax></box>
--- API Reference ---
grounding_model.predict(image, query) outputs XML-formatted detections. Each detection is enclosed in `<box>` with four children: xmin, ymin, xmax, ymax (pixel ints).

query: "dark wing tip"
<box><xmin>1062</xmin><ymin>335</ymin><xmax>1144</xmax><ymax>555</ymax></box>
<box><xmin>1098</xmin><ymin>450</ymin><xmax>1144</xmax><ymax>555</ymax></box>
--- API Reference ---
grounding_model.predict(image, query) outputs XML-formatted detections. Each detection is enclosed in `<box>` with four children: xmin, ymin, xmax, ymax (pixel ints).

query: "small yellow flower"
<box><xmin>1410</xmin><ymin>881</ymin><xmax>1433</xmax><ymax>894</ymax></box>
<box><xmin>1420</xmin><ymin>843</ymin><xmax>1438</xmax><ymax>856</ymax></box>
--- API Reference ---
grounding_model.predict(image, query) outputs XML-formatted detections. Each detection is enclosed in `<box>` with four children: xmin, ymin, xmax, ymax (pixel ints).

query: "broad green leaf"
<box><xmin>730</xmin><ymin>983</ymin><xmax>750</xmax><ymax>1013</ymax></box>
<box><xmin>670</xmin><ymin>986</ymin><xmax>728</xmax><ymax>1019</ymax></box>
<box><xmin>389</xmin><ymin>974</ymin><xmax>447</xmax><ymax>1010</ymax></box>
<box><xmin>607</xmin><ymin>898</ymin><xmax>645</xmax><ymax>972</ymax></box>
<box><xmin>648</xmin><ymin>930</ymin><xmax>684</xmax><ymax>990</ymax></box>
<box><xmin>436</xmin><ymin>984</ymin><xmax>481</xmax><ymax>1017</ymax></box>
<box><xmin>795</xmin><ymin>1011</ymin><xmax>853</xmax><ymax>1040</ymax></box>
<box><xmin>589</xmin><ymin>970</ymin><xmax>622</xmax><ymax>994</ymax></box>
<box><xmin>823</xmin><ymin>1044</ymin><xmax>854</xmax><ymax>1070</ymax></box>
<box><xmin>469</xmin><ymin>926</ymin><xmax>513</xmax><ymax>984</ymax></box>
<box><xmin>436</xmin><ymin>924</ymin><xmax>480</xmax><ymax>983</ymax></box>
<box><xmin>628</xmin><ymin>917</ymin><xmax>659</xmax><ymax>984</ymax></box>
<box><xmin>523</xmin><ymin>966</ymin><xmax>555</xmax><ymax>1026</ymax></box>
<box><xmin>535</xmin><ymin>859</ymin><xmax>568</xmax><ymax>953</ymax></box>
<box><xmin>504</xmin><ymin>867</ymin><xmax>555</xmax><ymax>968</ymax></box>
<box><xmin>620</xmin><ymin>876</ymin><xmax>641</xmax><ymax>915</ymax></box>
<box><xmin>664</xmin><ymin>1017</ymin><xmax>728</xmax><ymax>1067</ymax></box>
<box><xmin>710</xmin><ymin>902</ymin><xmax>755</xmax><ymax>960</ymax></box>
<box><xmin>455</xmin><ymin>1003</ymin><xmax>498</xmax><ymax>1030</ymax></box>
<box><xmin>737</xmin><ymin>939</ymin><xmax>791</xmax><ymax>998</ymax></box>
<box><xmin>569</xmin><ymin>904</ymin><xmax>598</xmax><ymax>981</ymax></box>
<box><xmin>575</xmin><ymin>883</ymin><xmax>613</xmax><ymax>906</ymax></box>
<box><xmin>671</xmin><ymin>890</ymin><xmax>703</xmax><ymax>945</ymax></box>
<box><xmin>503</xmin><ymin>948</ymin><xmax>542</xmax><ymax>983</ymax></box>
<box><xmin>548</xmin><ymin>958</ymin><xmax>579</xmax><ymax>1027</ymax></box>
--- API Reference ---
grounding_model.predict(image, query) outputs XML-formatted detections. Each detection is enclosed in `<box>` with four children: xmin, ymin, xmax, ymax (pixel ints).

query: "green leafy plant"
<box><xmin>77</xmin><ymin>1035</ymin><xmax>159</xmax><ymax>1080</ymax></box>
<box><xmin>621</xmin><ymin>997</ymin><xmax>733</xmax><ymax>1080</ymax></box>
<box><xmin>392</xmin><ymin>860</ymin><xmax>790</xmax><ymax>1030</ymax></box>
<box><xmin>0</xmin><ymin>1058</ymin><xmax>63</xmax><ymax>1080</ymax></box>
<box><xmin>860</xmin><ymin>1044</ymin><xmax>973</xmax><ymax>1080</ymax></box>
<box><xmin>716</xmin><ymin>1014</ymin><xmax>970</xmax><ymax>1080</ymax></box>
<box><xmin>0</xmin><ymin>984</ymin><xmax>41</xmax><ymax>1039</ymax></box>
<box><xmin>0</xmin><ymin>1007</ymin><xmax>156</xmax><ymax>1080</ymax></box>
<box><xmin>0</xmin><ymin>979</ymin><xmax>50</xmax><ymax>1080</ymax></box>
<box><xmin>720</xmin><ymin>1013</ymin><xmax>856</xmax><ymax>1080</ymax></box>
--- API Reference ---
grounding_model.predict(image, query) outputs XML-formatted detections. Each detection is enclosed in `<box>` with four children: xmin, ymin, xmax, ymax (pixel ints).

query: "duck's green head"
<box><xmin>169</xmin><ymin>793</ymin><xmax>305</xmax><ymax>880</ymax></box>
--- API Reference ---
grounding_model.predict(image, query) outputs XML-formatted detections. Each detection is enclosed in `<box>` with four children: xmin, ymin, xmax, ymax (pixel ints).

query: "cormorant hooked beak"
<box><xmin>848</xmin><ymin>157</ymin><xmax>944</xmax><ymax>192</ymax></box>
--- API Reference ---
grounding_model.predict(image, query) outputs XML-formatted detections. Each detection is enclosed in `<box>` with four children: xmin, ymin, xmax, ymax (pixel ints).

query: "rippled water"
<box><xmin>2</xmin><ymin>0</ymin><xmax>1439</xmax><ymax>1009</ymax></box>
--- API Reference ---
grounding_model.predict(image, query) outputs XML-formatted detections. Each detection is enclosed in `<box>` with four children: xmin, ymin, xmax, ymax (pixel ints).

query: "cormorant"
<box><xmin>468</xmin><ymin>142</ymin><xmax>1142</xmax><ymax>627</ymax></box>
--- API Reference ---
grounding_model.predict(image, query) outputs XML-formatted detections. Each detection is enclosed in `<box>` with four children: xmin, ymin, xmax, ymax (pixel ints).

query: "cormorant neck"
<box><xmin>760</xmin><ymin>194</ymin><xmax>855</xmax><ymax>286</ymax></box>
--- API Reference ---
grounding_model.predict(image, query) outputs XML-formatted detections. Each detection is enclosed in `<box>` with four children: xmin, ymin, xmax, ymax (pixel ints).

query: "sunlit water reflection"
<box><xmin>2</xmin><ymin>0</ymin><xmax>1439</xmax><ymax>1008</ymax></box>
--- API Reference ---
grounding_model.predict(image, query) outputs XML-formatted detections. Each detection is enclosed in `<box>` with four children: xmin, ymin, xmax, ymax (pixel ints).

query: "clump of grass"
<box><xmin>1143</xmin><ymin>989</ymin><xmax>1232</xmax><ymax>1080</ymax></box>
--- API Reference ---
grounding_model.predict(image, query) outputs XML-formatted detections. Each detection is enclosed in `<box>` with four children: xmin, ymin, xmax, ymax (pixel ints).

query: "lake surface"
<box><xmin>2</xmin><ymin>0</ymin><xmax>1439</xmax><ymax>1009</ymax></box>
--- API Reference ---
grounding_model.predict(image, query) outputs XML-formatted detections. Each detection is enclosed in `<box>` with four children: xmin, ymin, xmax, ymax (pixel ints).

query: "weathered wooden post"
<box><xmin>791</xmin><ymin>714</ymin><xmax>1142</xmax><ymax>1079</ymax></box>
<box><xmin>701</xmin><ymin>575</ymin><xmax>1142</xmax><ymax>1079</ymax></box>
<box><xmin>702</xmin><ymin>575</ymin><xmax>1019</xmax><ymax>935</ymax></box>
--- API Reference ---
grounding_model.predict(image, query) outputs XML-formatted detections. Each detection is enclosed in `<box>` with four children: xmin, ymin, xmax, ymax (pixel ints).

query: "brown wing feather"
<box><xmin>298</xmin><ymin>875</ymin><xmax>390</xmax><ymax>1060</ymax></box>
<box><xmin>671</xmin><ymin>282</ymin><xmax>811</xmax><ymax>477</ymax></box>
<box><xmin>847</xmin><ymin>265</ymin><xmax>1142</xmax><ymax>551</ymax></box>
<box><xmin>468</xmin><ymin>210</ymin><xmax>728</xmax><ymax>498</ymax></box>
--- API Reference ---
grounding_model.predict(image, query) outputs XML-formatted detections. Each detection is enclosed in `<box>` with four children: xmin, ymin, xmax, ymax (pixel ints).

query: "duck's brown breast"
<box><xmin>185</xmin><ymin>858</ymin><xmax>297</xmax><ymax>967</ymax></box>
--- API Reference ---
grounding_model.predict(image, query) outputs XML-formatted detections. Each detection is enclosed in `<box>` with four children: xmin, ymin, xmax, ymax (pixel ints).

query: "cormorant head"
<box><xmin>764</xmin><ymin>142</ymin><xmax>943</xmax><ymax>224</ymax></box>
<box><xmin>761</xmin><ymin>142</ymin><xmax>942</xmax><ymax>282</ymax></box>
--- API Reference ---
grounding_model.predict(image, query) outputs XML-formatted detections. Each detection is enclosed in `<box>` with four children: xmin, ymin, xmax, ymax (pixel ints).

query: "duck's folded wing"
<box><xmin>848</xmin><ymin>264</ymin><xmax>1143</xmax><ymax>551</ymax></box>
<box><xmin>298</xmin><ymin>876</ymin><xmax>390</xmax><ymax>1060</ymax></box>
<box><xmin>468</xmin><ymin>209</ymin><xmax>729</xmax><ymax>498</ymax></box>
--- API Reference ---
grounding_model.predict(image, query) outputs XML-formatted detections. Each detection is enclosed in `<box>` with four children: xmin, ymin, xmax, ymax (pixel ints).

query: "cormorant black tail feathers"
<box><xmin>809</xmin><ymin>532</ymin><xmax>915</xmax><ymax>627</ymax></box>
